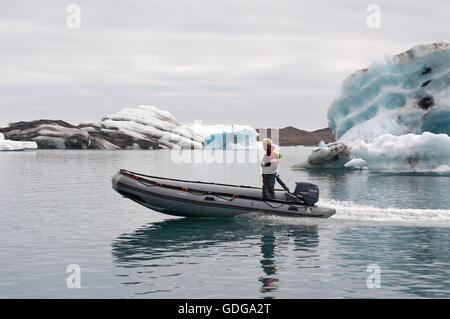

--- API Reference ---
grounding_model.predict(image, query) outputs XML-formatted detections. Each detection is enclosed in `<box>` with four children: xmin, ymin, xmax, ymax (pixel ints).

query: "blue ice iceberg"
<box><xmin>189</xmin><ymin>124</ymin><xmax>260</xmax><ymax>150</ymax></box>
<box><xmin>328</xmin><ymin>42</ymin><xmax>449</xmax><ymax>141</ymax></box>
<box><xmin>299</xmin><ymin>42</ymin><xmax>450</xmax><ymax>173</ymax></box>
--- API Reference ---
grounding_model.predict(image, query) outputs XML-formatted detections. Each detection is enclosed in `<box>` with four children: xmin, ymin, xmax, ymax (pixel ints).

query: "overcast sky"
<box><xmin>0</xmin><ymin>0</ymin><xmax>448</xmax><ymax>130</ymax></box>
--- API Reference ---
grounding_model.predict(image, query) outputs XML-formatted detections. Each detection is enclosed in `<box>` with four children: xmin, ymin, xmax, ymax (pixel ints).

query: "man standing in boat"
<box><xmin>261</xmin><ymin>138</ymin><xmax>282</xmax><ymax>199</ymax></box>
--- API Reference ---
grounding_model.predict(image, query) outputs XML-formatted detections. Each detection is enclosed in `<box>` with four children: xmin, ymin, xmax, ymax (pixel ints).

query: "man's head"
<box><xmin>262</xmin><ymin>138</ymin><xmax>272</xmax><ymax>155</ymax></box>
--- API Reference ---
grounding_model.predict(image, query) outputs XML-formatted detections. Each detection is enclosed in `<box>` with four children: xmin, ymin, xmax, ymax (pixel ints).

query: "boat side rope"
<box><xmin>120</xmin><ymin>169</ymin><xmax>306</xmax><ymax>206</ymax></box>
<box><xmin>120</xmin><ymin>168</ymin><xmax>283</xmax><ymax>191</ymax></box>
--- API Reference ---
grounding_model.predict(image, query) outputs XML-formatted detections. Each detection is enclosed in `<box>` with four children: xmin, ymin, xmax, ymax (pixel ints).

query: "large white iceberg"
<box><xmin>80</xmin><ymin>105</ymin><xmax>204</xmax><ymax>149</ymax></box>
<box><xmin>1</xmin><ymin>105</ymin><xmax>204</xmax><ymax>150</ymax></box>
<box><xmin>189</xmin><ymin>123</ymin><xmax>260</xmax><ymax>150</ymax></box>
<box><xmin>0</xmin><ymin>133</ymin><xmax>37</xmax><ymax>151</ymax></box>
<box><xmin>298</xmin><ymin>42</ymin><xmax>450</xmax><ymax>173</ymax></box>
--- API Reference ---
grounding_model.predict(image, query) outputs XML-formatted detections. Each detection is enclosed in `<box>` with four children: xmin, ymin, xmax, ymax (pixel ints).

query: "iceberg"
<box><xmin>0</xmin><ymin>105</ymin><xmax>203</xmax><ymax>150</ymax></box>
<box><xmin>0</xmin><ymin>120</ymin><xmax>92</xmax><ymax>149</ymax></box>
<box><xmin>189</xmin><ymin>124</ymin><xmax>260</xmax><ymax>150</ymax></box>
<box><xmin>328</xmin><ymin>42</ymin><xmax>449</xmax><ymax>141</ymax></box>
<box><xmin>298</xmin><ymin>42</ymin><xmax>450</xmax><ymax>173</ymax></box>
<box><xmin>0</xmin><ymin>133</ymin><xmax>37</xmax><ymax>151</ymax></box>
<box><xmin>350</xmin><ymin>132</ymin><xmax>450</xmax><ymax>172</ymax></box>
<box><xmin>294</xmin><ymin>142</ymin><xmax>350</xmax><ymax>169</ymax></box>
<box><xmin>80</xmin><ymin>105</ymin><xmax>204</xmax><ymax>150</ymax></box>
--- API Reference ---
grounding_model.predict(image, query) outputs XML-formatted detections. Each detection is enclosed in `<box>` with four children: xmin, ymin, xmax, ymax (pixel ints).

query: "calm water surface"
<box><xmin>0</xmin><ymin>148</ymin><xmax>449</xmax><ymax>298</ymax></box>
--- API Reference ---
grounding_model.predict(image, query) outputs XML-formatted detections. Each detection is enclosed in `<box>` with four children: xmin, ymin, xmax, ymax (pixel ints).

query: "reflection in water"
<box><xmin>259</xmin><ymin>233</ymin><xmax>278</xmax><ymax>295</ymax></box>
<box><xmin>112</xmin><ymin>218</ymin><xmax>319</xmax><ymax>297</ymax></box>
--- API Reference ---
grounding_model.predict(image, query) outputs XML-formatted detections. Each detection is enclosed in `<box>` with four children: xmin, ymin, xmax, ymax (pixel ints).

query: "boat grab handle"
<box><xmin>204</xmin><ymin>196</ymin><xmax>215</xmax><ymax>201</ymax></box>
<box><xmin>137</xmin><ymin>178</ymin><xmax>157</xmax><ymax>187</ymax></box>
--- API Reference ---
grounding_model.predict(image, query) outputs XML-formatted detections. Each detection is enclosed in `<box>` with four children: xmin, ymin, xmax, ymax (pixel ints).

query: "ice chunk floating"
<box><xmin>350</xmin><ymin>132</ymin><xmax>450</xmax><ymax>172</ymax></box>
<box><xmin>189</xmin><ymin>124</ymin><xmax>260</xmax><ymax>150</ymax></box>
<box><xmin>298</xmin><ymin>42</ymin><xmax>450</xmax><ymax>173</ymax></box>
<box><xmin>0</xmin><ymin>133</ymin><xmax>37</xmax><ymax>151</ymax></box>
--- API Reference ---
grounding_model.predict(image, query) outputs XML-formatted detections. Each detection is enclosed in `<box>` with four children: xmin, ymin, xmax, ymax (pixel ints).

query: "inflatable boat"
<box><xmin>112</xmin><ymin>169</ymin><xmax>336</xmax><ymax>218</ymax></box>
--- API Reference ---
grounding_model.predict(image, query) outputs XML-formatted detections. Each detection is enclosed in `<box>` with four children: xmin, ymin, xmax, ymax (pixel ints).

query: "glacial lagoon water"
<box><xmin>0</xmin><ymin>147</ymin><xmax>449</xmax><ymax>298</ymax></box>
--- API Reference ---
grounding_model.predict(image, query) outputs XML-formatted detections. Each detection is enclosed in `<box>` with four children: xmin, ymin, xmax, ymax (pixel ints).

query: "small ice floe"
<box><xmin>0</xmin><ymin>133</ymin><xmax>37</xmax><ymax>151</ymax></box>
<box><xmin>344</xmin><ymin>158</ymin><xmax>367</xmax><ymax>169</ymax></box>
<box><xmin>432</xmin><ymin>165</ymin><xmax>450</xmax><ymax>174</ymax></box>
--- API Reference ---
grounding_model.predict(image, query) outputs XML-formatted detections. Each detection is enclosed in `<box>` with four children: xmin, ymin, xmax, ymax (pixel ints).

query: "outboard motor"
<box><xmin>293</xmin><ymin>182</ymin><xmax>319</xmax><ymax>206</ymax></box>
<box><xmin>276</xmin><ymin>175</ymin><xmax>319</xmax><ymax>206</ymax></box>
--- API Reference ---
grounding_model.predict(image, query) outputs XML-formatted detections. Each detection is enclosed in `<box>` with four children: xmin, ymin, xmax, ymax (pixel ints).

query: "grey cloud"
<box><xmin>1</xmin><ymin>0</ymin><xmax>448</xmax><ymax>130</ymax></box>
